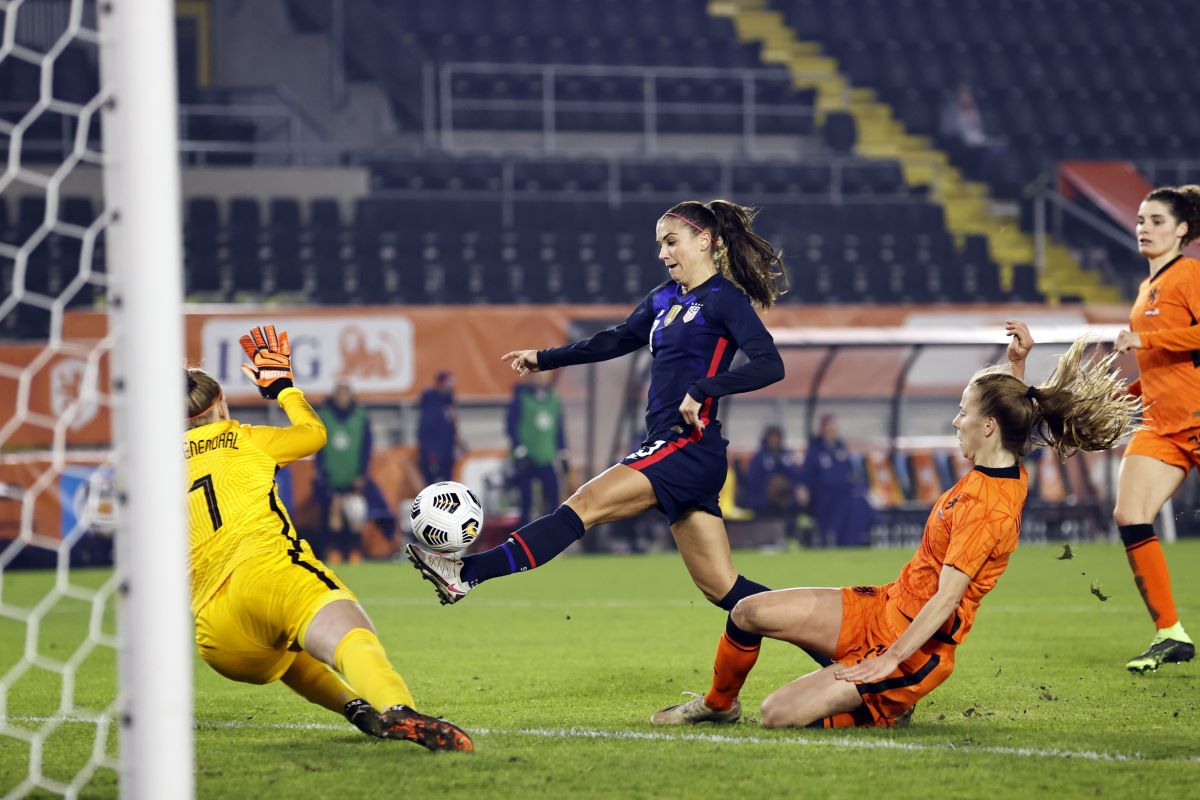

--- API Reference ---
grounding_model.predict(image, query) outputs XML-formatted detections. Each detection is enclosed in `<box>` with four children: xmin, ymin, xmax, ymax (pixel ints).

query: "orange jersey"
<box><xmin>185</xmin><ymin>388</ymin><xmax>327</xmax><ymax>615</ymax></box>
<box><xmin>1129</xmin><ymin>256</ymin><xmax>1200</xmax><ymax>435</ymax></box>
<box><xmin>886</xmin><ymin>464</ymin><xmax>1027</xmax><ymax>644</ymax></box>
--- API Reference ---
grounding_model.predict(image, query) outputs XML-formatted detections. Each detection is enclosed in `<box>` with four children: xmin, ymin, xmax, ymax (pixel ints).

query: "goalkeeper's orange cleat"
<box><xmin>379</xmin><ymin>705</ymin><xmax>474</xmax><ymax>752</ymax></box>
<box><xmin>239</xmin><ymin>324</ymin><xmax>294</xmax><ymax>399</ymax></box>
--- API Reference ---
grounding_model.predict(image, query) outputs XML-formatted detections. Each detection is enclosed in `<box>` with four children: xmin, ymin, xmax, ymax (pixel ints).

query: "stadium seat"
<box><xmin>821</xmin><ymin>111</ymin><xmax>858</xmax><ymax>155</ymax></box>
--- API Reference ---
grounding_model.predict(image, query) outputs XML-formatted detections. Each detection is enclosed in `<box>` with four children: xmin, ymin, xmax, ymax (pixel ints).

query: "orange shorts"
<box><xmin>1124</xmin><ymin>427</ymin><xmax>1200</xmax><ymax>473</ymax></box>
<box><xmin>835</xmin><ymin>585</ymin><xmax>956</xmax><ymax>726</ymax></box>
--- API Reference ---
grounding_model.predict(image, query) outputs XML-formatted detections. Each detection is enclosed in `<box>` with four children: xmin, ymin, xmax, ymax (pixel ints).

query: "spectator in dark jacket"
<box><xmin>801</xmin><ymin>414</ymin><xmax>873</xmax><ymax>547</ymax></box>
<box><xmin>741</xmin><ymin>425</ymin><xmax>806</xmax><ymax>528</ymax></box>
<box><xmin>417</xmin><ymin>371</ymin><xmax>460</xmax><ymax>484</ymax></box>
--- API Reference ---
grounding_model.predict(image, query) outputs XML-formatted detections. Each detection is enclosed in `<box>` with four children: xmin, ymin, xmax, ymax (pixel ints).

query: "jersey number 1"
<box><xmin>189</xmin><ymin>474</ymin><xmax>223</xmax><ymax>531</ymax></box>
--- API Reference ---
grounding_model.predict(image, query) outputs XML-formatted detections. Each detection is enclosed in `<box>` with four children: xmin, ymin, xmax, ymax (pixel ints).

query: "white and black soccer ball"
<box><xmin>409</xmin><ymin>481</ymin><xmax>484</xmax><ymax>554</ymax></box>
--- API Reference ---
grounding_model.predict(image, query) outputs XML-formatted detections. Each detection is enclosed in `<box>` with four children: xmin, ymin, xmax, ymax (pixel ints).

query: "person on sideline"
<box><xmin>1112</xmin><ymin>185</ymin><xmax>1200</xmax><ymax>672</ymax></box>
<box><xmin>801</xmin><ymin>414</ymin><xmax>873</xmax><ymax>547</ymax></box>
<box><xmin>314</xmin><ymin>382</ymin><xmax>382</xmax><ymax>564</ymax></box>
<box><xmin>507</xmin><ymin>372</ymin><xmax>569</xmax><ymax>527</ymax></box>
<box><xmin>739</xmin><ymin>424</ymin><xmax>806</xmax><ymax>541</ymax></box>
<box><xmin>417</xmin><ymin>371</ymin><xmax>461</xmax><ymax>485</ymax></box>
<box><xmin>186</xmin><ymin>325</ymin><xmax>472</xmax><ymax>751</ymax></box>
<box><xmin>407</xmin><ymin>200</ymin><xmax>829</xmax><ymax>725</ymax></box>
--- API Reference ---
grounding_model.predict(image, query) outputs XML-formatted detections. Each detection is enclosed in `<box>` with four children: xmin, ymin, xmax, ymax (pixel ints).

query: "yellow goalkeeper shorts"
<box><xmin>194</xmin><ymin>543</ymin><xmax>357</xmax><ymax>685</ymax></box>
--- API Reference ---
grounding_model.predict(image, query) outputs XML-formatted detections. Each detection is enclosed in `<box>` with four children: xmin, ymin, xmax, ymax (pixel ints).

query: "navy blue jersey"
<box><xmin>537</xmin><ymin>274</ymin><xmax>783</xmax><ymax>439</ymax></box>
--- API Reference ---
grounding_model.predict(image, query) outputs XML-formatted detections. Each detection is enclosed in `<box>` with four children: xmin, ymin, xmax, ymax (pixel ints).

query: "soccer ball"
<box><xmin>410</xmin><ymin>481</ymin><xmax>484</xmax><ymax>554</ymax></box>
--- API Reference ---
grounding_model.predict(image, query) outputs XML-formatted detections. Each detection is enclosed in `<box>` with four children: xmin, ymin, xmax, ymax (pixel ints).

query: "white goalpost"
<box><xmin>99</xmin><ymin>1</ymin><xmax>193</xmax><ymax>798</ymax></box>
<box><xmin>0</xmin><ymin>0</ymin><xmax>193</xmax><ymax>797</ymax></box>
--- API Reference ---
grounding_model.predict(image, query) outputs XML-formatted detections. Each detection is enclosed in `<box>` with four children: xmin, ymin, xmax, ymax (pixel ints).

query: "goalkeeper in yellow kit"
<box><xmin>185</xmin><ymin>324</ymin><xmax>472</xmax><ymax>752</ymax></box>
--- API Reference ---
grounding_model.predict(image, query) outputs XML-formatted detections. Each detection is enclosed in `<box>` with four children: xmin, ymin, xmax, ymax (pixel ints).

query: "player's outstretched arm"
<box><xmin>1005</xmin><ymin>319</ymin><xmax>1034</xmax><ymax>383</ymax></box>
<box><xmin>501</xmin><ymin>349</ymin><xmax>540</xmax><ymax>376</ymax></box>
<box><xmin>240</xmin><ymin>324</ymin><xmax>294</xmax><ymax>399</ymax></box>
<box><xmin>239</xmin><ymin>324</ymin><xmax>326</xmax><ymax>464</ymax></box>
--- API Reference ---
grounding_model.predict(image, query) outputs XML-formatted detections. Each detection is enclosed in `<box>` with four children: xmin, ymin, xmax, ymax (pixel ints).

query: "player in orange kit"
<box><xmin>1112</xmin><ymin>185</ymin><xmax>1200</xmax><ymax>672</ymax></box>
<box><xmin>728</xmin><ymin>322</ymin><xmax>1138</xmax><ymax>728</ymax></box>
<box><xmin>185</xmin><ymin>324</ymin><xmax>472</xmax><ymax>751</ymax></box>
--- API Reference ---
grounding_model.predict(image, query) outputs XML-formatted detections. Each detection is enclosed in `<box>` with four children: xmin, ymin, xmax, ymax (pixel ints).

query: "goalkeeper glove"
<box><xmin>239</xmin><ymin>324</ymin><xmax>294</xmax><ymax>399</ymax></box>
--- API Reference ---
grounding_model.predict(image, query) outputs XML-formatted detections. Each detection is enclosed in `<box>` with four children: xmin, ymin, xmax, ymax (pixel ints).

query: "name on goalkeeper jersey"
<box><xmin>185</xmin><ymin>431</ymin><xmax>240</xmax><ymax>458</ymax></box>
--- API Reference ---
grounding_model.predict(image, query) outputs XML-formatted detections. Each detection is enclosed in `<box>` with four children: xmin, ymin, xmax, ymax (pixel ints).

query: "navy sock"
<box><xmin>715</xmin><ymin>575</ymin><xmax>832</xmax><ymax>668</ymax></box>
<box><xmin>716</xmin><ymin>576</ymin><xmax>769</xmax><ymax>648</ymax></box>
<box><xmin>460</xmin><ymin>505</ymin><xmax>585</xmax><ymax>587</ymax></box>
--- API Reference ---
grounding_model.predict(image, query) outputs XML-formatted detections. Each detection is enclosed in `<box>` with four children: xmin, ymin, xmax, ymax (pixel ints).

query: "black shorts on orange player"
<box><xmin>1113</xmin><ymin>185</ymin><xmax>1200</xmax><ymax>672</ymax></box>
<box><xmin>728</xmin><ymin>322</ymin><xmax>1138</xmax><ymax>729</ymax></box>
<box><xmin>185</xmin><ymin>325</ymin><xmax>472</xmax><ymax>752</ymax></box>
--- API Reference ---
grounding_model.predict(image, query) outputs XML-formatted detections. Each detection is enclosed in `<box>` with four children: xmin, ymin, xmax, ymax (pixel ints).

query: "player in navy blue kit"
<box><xmin>407</xmin><ymin>200</ymin><xmax>826</xmax><ymax>724</ymax></box>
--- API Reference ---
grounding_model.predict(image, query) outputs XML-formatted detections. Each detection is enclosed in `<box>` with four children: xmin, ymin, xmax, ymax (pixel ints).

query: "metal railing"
<box><xmin>1031</xmin><ymin>185</ymin><xmax>1139</xmax><ymax>296</ymax></box>
<box><xmin>436</xmin><ymin>61</ymin><xmax>840</xmax><ymax>156</ymax></box>
<box><xmin>366</xmin><ymin>153</ymin><xmax>934</xmax><ymax>229</ymax></box>
<box><xmin>1</xmin><ymin>85</ymin><xmax>330</xmax><ymax>167</ymax></box>
<box><xmin>1137</xmin><ymin>159</ymin><xmax>1200</xmax><ymax>187</ymax></box>
<box><xmin>177</xmin><ymin>85</ymin><xmax>329</xmax><ymax>166</ymax></box>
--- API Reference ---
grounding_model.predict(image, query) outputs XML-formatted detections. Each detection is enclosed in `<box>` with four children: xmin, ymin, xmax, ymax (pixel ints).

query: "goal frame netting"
<box><xmin>0</xmin><ymin>1</ymin><xmax>193</xmax><ymax>797</ymax></box>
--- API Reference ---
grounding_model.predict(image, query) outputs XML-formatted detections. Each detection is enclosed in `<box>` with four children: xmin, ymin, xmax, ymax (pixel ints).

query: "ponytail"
<box><xmin>661</xmin><ymin>199</ymin><xmax>789</xmax><ymax>308</ymax></box>
<box><xmin>970</xmin><ymin>337</ymin><xmax>1140</xmax><ymax>460</ymax></box>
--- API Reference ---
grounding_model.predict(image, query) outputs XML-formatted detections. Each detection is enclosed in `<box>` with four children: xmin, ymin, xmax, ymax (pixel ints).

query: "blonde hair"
<box><xmin>970</xmin><ymin>336</ymin><xmax>1140</xmax><ymax>460</ymax></box>
<box><xmin>186</xmin><ymin>368</ymin><xmax>223</xmax><ymax>429</ymax></box>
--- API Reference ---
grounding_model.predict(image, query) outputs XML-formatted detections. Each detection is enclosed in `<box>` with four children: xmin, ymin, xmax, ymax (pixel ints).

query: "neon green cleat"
<box><xmin>1126</xmin><ymin>624</ymin><xmax>1194</xmax><ymax>673</ymax></box>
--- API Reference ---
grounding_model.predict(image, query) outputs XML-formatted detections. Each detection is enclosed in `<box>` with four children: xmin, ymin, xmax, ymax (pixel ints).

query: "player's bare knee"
<box><xmin>731</xmin><ymin>597</ymin><xmax>761</xmax><ymax>634</ymax></box>
<box><xmin>1113</xmin><ymin>505</ymin><xmax>1148</xmax><ymax>527</ymax></box>
<box><xmin>759</xmin><ymin>694</ymin><xmax>790</xmax><ymax>729</ymax></box>
<box><xmin>563</xmin><ymin>489</ymin><xmax>596</xmax><ymax>526</ymax></box>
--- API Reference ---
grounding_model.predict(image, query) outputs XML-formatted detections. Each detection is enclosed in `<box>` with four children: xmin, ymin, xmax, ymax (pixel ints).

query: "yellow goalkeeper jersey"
<box><xmin>184</xmin><ymin>387</ymin><xmax>327</xmax><ymax>615</ymax></box>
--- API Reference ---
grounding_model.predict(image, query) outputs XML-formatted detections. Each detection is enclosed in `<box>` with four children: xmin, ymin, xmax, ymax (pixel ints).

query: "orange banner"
<box><xmin>0</xmin><ymin>300</ymin><xmax>1134</xmax><ymax>452</ymax></box>
<box><xmin>57</xmin><ymin>301</ymin><xmax>1137</xmax><ymax>401</ymax></box>
<box><xmin>0</xmin><ymin>344</ymin><xmax>112</xmax><ymax>448</ymax></box>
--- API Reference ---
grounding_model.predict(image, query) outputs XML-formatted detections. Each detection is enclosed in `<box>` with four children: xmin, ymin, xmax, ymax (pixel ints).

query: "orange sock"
<box><xmin>1121</xmin><ymin>525</ymin><xmax>1180</xmax><ymax>629</ymax></box>
<box><xmin>703</xmin><ymin>632</ymin><xmax>760</xmax><ymax>712</ymax></box>
<box><xmin>812</xmin><ymin>712</ymin><xmax>857</xmax><ymax>729</ymax></box>
<box><xmin>808</xmin><ymin>707</ymin><xmax>882</xmax><ymax>729</ymax></box>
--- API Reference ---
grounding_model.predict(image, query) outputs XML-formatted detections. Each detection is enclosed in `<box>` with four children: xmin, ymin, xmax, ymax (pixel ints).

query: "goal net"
<box><xmin>1</xmin><ymin>1</ymin><xmax>193</xmax><ymax>798</ymax></box>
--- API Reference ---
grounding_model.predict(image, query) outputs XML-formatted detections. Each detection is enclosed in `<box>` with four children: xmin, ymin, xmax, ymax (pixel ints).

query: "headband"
<box><xmin>1025</xmin><ymin>385</ymin><xmax>1038</xmax><ymax>400</ymax></box>
<box><xmin>664</xmin><ymin>212</ymin><xmax>708</xmax><ymax>236</ymax></box>
<box><xmin>187</xmin><ymin>388</ymin><xmax>223</xmax><ymax>421</ymax></box>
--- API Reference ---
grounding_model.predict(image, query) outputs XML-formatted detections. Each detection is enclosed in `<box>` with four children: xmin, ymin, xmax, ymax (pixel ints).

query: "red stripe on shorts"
<box><xmin>628</xmin><ymin>434</ymin><xmax>692</xmax><ymax>471</ymax></box>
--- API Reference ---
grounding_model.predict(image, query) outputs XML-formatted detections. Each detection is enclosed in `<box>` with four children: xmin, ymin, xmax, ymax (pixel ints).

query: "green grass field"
<box><xmin>2</xmin><ymin>539</ymin><xmax>1199</xmax><ymax>799</ymax></box>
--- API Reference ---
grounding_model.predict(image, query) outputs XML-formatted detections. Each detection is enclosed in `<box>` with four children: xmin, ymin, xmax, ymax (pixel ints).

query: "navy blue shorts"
<box><xmin>622</xmin><ymin>427</ymin><xmax>726</xmax><ymax>524</ymax></box>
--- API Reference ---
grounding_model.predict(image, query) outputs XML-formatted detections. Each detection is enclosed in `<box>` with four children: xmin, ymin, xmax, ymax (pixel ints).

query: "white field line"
<box><xmin>9</xmin><ymin>716</ymin><xmax>1199</xmax><ymax>764</ymax></box>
